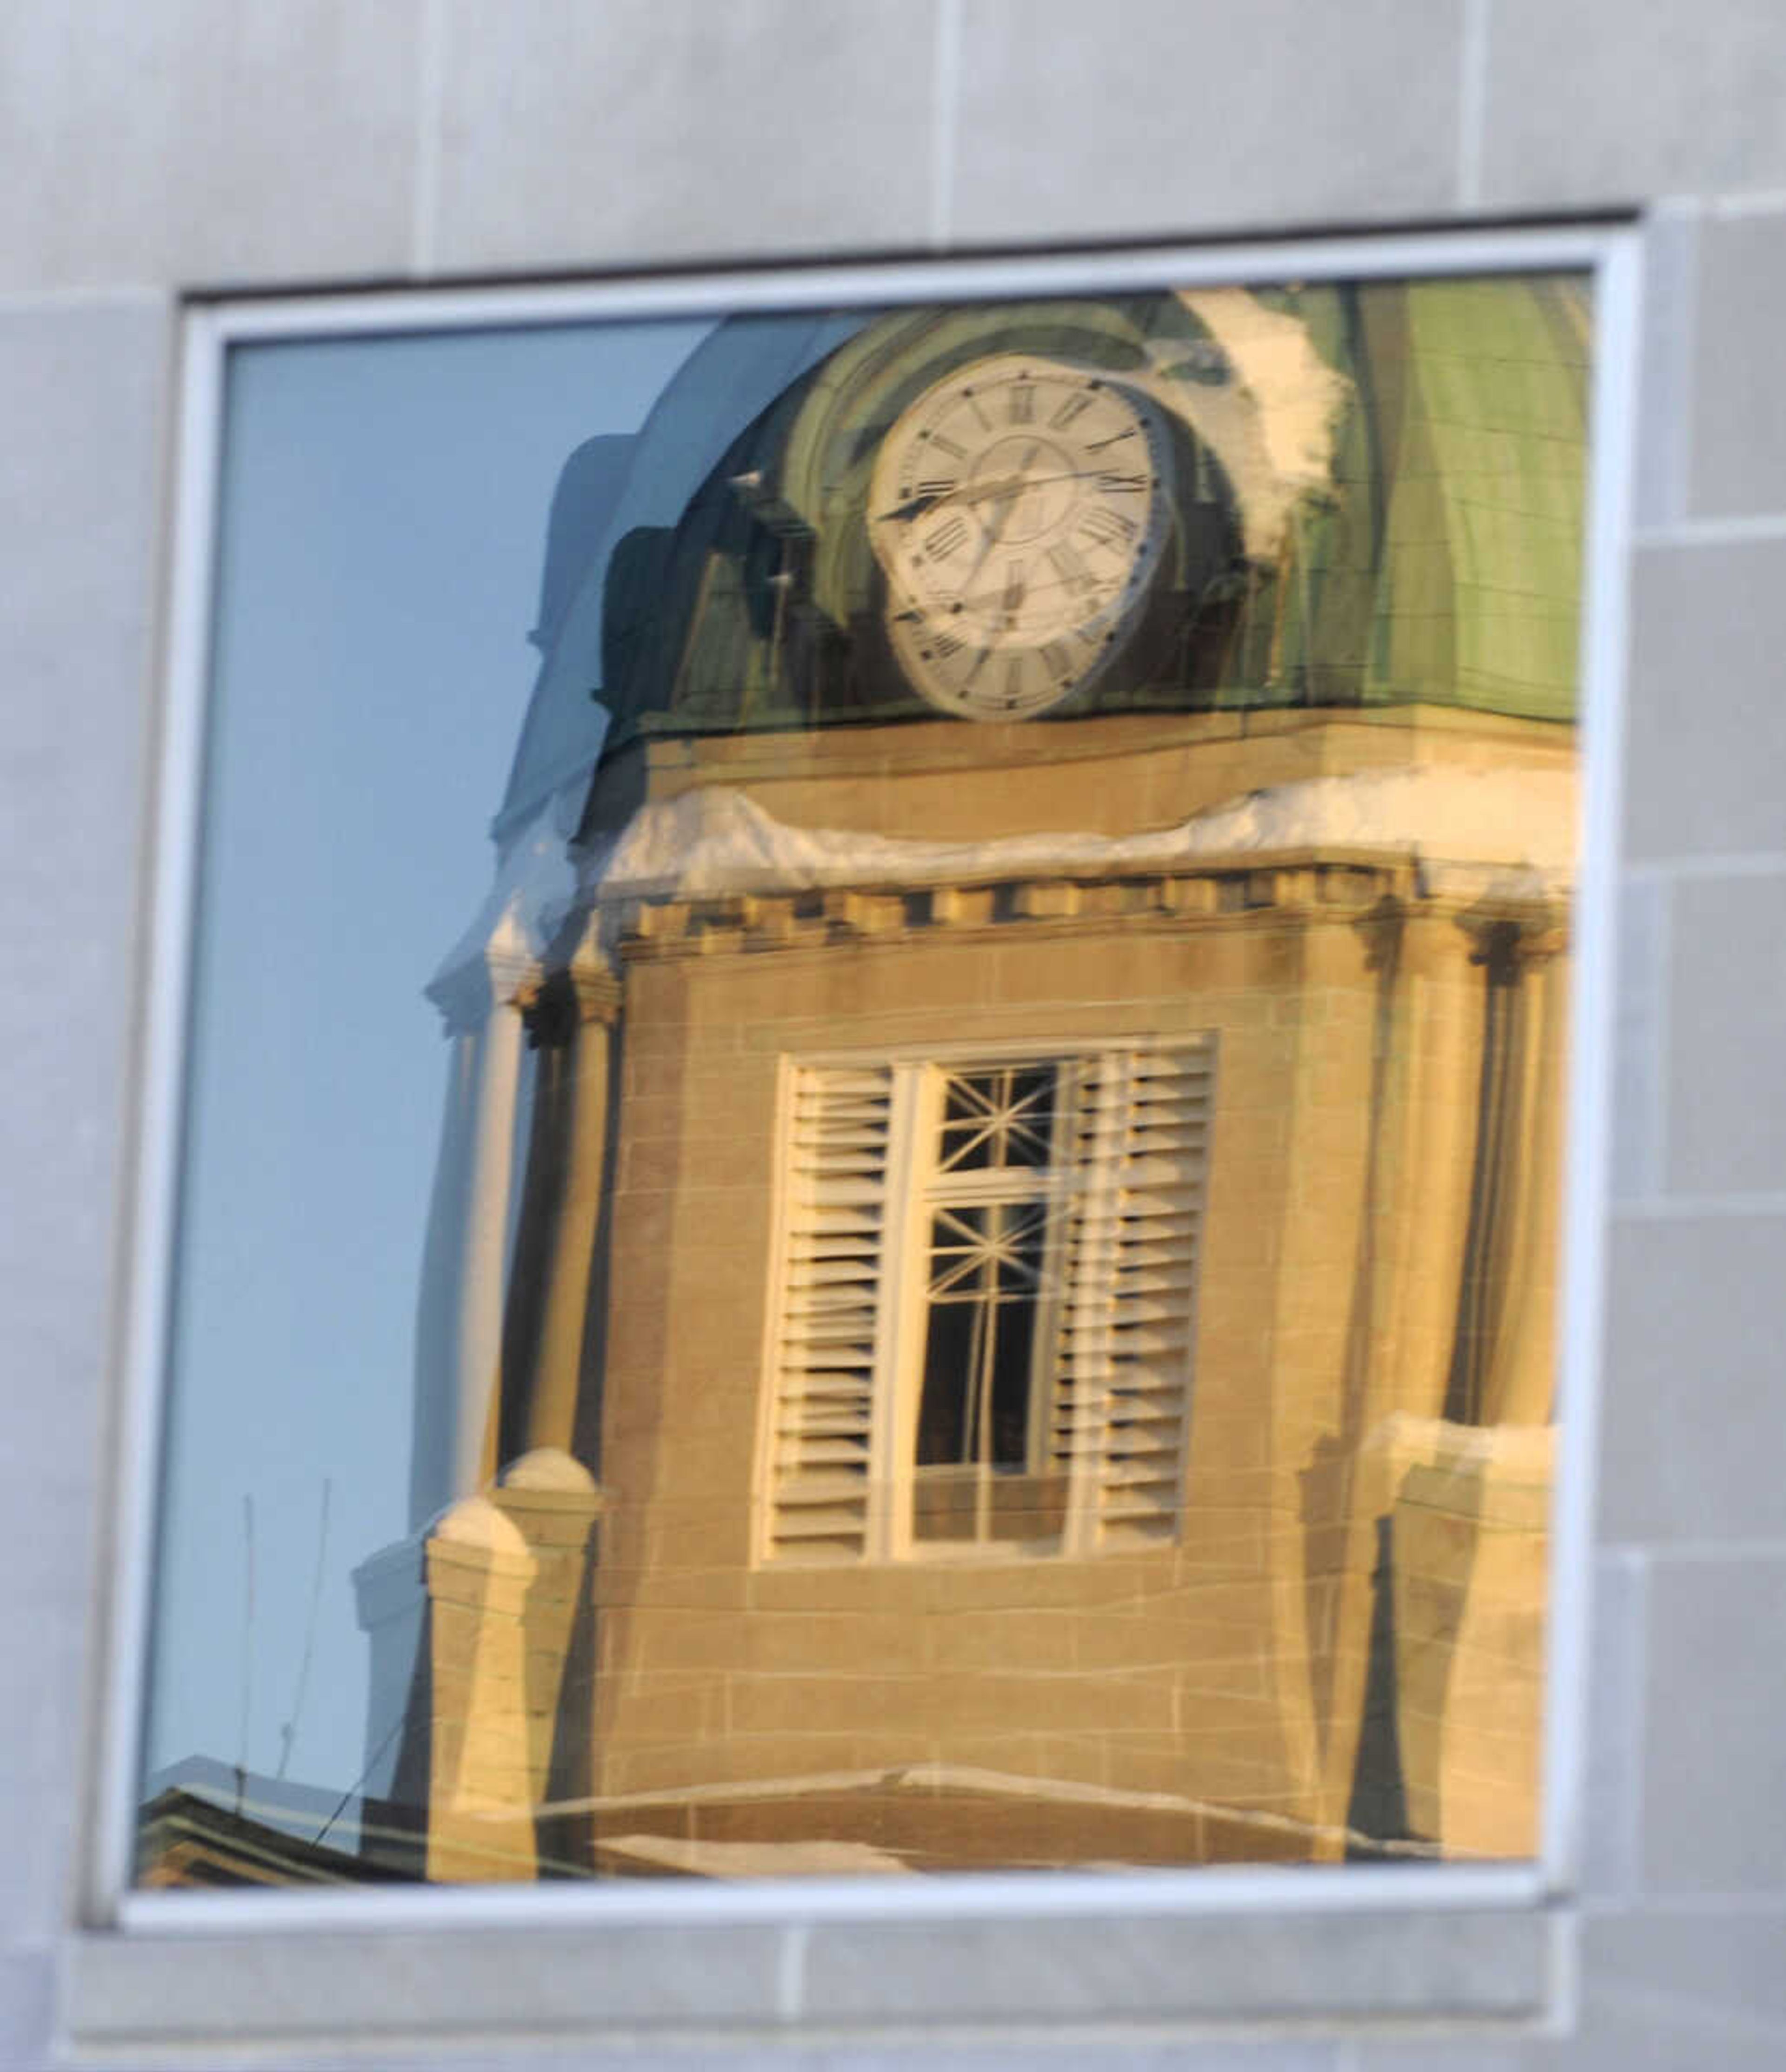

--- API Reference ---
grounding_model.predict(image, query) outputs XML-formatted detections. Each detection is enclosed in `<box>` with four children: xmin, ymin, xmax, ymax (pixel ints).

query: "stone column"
<box><xmin>1375</xmin><ymin>903</ymin><xmax>1492</xmax><ymax>1425</ymax></box>
<box><xmin>1479</xmin><ymin>917</ymin><xmax>1570</xmax><ymax>1429</ymax></box>
<box><xmin>419</xmin><ymin>1494</ymin><xmax>540</xmax><ymax>1884</ymax></box>
<box><xmin>492</xmin><ymin>1448</ymin><xmax>606</xmax><ymax>1872</ymax></box>
<box><xmin>419</xmin><ymin>929</ymin><xmax>541</xmax><ymax>1509</ymax></box>
<box><xmin>456</xmin><ymin>982</ymin><xmax>530</xmax><ymax>1497</ymax></box>
<box><xmin>523</xmin><ymin>954</ymin><xmax>621</xmax><ymax>1460</ymax></box>
<box><xmin>1310</xmin><ymin>895</ymin><xmax>1488</xmax><ymax>1852</ymax></box>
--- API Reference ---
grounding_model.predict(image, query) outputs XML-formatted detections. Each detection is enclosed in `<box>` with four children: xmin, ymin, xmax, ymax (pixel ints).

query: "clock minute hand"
<box><xmin>959</xmin><ymin>443</ymin><xmax>1040</xmax><ymax>588</ymax></box>
<box><xmin>874</xmin><ymin>461</ymin><xmax>1126</xmax><ymax>527</ymax></box>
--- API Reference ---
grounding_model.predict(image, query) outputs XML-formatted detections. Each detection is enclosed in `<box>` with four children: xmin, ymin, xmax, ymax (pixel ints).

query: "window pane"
<box><xmin>139</xmin><ymin>263</ymin><xmax>1593</xmax><ymax>1890</ymax></box>
<box><xmin>916</xmin><ymin>1272</ymin><xmax>978</xmax><ymax>1468</ymax></box>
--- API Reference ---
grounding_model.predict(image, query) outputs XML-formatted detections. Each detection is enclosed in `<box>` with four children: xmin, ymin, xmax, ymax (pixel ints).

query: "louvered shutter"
<box><xmin>761</xmin><ymin>1063</ymin><xmax>894</xmax><ymax>1561</ymax></box>
<box><xmin>1053</xmin><ymin>1043</ymin><xmax>1213</xmax><ymax>1548</ymax></box>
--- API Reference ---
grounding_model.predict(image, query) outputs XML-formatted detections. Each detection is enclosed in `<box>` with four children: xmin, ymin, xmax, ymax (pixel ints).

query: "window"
<box><xmin>100</xmin><ymin>229</ymin><xmax>1633</xmax><ymax>1972</ymax></box>
<box><xmin>762</xmin><ymin>1040</ymin><xmax>1215</xmax><ymax>1563</ymax></box>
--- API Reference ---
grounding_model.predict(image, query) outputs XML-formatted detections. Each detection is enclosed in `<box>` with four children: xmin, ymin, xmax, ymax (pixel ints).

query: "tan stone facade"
<box><xmin>377</xmin><ymin>698</ymin><xmax>1569</xmax><ymax>1879</ymax></box>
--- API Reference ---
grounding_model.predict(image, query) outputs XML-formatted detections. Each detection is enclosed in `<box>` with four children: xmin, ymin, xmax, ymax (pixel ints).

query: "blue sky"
<box><xmin>144</xmin><ymin>314</ymin><xmax>711</xmax><ymax>1804</ymax></box>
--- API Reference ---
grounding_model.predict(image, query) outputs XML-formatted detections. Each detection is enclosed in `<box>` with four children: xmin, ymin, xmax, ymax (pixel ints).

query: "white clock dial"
<box><xmin>867</xmin><ymin>355</ymin><xmax>1171</xmax><ymax>720</ymax></box>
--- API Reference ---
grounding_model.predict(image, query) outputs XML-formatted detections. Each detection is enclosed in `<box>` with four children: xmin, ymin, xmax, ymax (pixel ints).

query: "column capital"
<box><xmin>426</xmin><ymin>937</ymin><xmax>546</xmax><ymax>1035</ymax></box>
<box><xmin>565</xmin><ymin>960</ymin><xmax>622</xmax><ymax>1025</ymax></box>
<box><xmin>1454</xmin><ymin>900</ymin><xmax>1569</xmax><ymax>972</ymax></box>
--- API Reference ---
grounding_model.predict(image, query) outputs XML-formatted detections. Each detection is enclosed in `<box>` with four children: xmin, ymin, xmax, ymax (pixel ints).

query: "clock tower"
<box><xmin>373</xmin><ymin>276</ymin><xmax>1586</xmax><ymax>1883</ymax></box>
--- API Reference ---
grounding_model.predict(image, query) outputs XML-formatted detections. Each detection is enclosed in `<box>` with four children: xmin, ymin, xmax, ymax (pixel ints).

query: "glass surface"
<box><xmin>139</xmin><ymin>268</ymin><xmax>1591</xmax><ymax>1889</ymax></box>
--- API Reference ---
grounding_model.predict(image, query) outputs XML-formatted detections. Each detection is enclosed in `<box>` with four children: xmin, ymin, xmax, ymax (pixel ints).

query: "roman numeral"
<box><xmin>924</xmin><ymin>515</ymin><xmax>969</xmax><ymax>558</ymax></box>
<box><xmin>1085</xmin><ymin>427</ymin><xmax>1136</xmax><ymax>451</ymax></box>
<box><xmin>1040</xmin><ymin>640</ymin><xmax>1073</xmax><ymax>681</ymax></box>
<box><xmin>1003</xmin><ymin>656</ymin><xmax>1026</xmax><ymax>703</ymax></box>
<box><xmin>926</xmin><ymin>432</ymin><xmax>968</xmax><ymax>459</ymax></box>
<box><xmin>1080</xmin><ymin>506</ymin><xmax>1139</xmax><ymax>550</ymax></box>
<box><xmin>917</xmin><ymin>477</ymin><xmax>959</xmax><ymax>498</ymax></box>
<box><xmin>1097</xmin><ymin>471</ymin><xmax>1149</xmax><ymax>494</ymax></box>
<box><xmin>1002</xmin><ymin>561</ymin><xmax>1027</xmax><ymax>614</ymax></box>
<box><xmin>1050</xmin><ymin>391</ymin><xmax>1092</xmax><ymax>430</ymax></box>
<box><xmin>1007</xmin><ymin>384</ymin><xmax>1035</xmax><ymax>424</ymax></box>
<box><xmin>933</xmin><ymin>630</ymin><xmax>967</xmax><ymax>660</ymax></box>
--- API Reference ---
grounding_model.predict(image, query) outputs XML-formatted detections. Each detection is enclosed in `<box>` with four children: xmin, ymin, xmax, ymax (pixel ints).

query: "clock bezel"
<box><xmin>865</xmin><ymin>352</ymin><xmax>1175</xmax><ymax>722</ymax></box>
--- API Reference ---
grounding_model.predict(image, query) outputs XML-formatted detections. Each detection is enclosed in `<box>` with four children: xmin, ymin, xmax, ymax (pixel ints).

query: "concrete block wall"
<box><xmin>3</xmin><ymin>1</ymin><xmax>1784</xmax><ymax>2064</ymax></box>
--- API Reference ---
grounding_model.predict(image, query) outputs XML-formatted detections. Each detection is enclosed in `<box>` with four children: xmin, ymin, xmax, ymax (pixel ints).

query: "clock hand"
<box><xmin>960</xmin><ymin>449</ymin><xmax>1037</xmax><ymax>587</ymax></box>
<box><xmin>873</xmin><ymin>489</ymin><xmax>946</xmax><ymax>525</ymax></box>
<box><xmin>872</xmin><ymin>475</ymin><xmax>1030</xmax><ymax>526</ymax></box>
<box><xmin>958</xmin><ymin>569</ymin><xmax>1110</xmax><ymax>615</ymax></box>
<box><xmin>874</xmin><ymin>457</ymin><xmax>1140</xmax><ymax>526</ymax></box>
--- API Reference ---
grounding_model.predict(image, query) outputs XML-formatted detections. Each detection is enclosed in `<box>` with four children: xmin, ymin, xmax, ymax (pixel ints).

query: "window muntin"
<box><xmin>913</xmin><ymin>1063</ymin><xmax>1066</xmax><ymax>1547</ymax></box>
<box><xmin>123</xmin><ymin>251</ymin><xmax>1603</xmax><ymax>1896</ymax></box>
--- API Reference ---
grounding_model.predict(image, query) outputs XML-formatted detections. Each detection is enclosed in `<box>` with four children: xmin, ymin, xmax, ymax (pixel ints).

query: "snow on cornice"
<box><xmin>581</xmin><ymin>766</ymin><xmax>1575</xmax><ymax>909</ymax></box>
<box><xmin>431</xmin><ymin>762</ymin><xmax>1574</xmax><ymax>1009</ymax></box>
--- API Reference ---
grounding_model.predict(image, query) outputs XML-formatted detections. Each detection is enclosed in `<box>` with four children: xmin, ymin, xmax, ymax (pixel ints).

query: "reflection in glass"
<box><xmin>139</xmin><ymin>271</ymin><xmax>1589</xmax><ymax>1889</ymax></box>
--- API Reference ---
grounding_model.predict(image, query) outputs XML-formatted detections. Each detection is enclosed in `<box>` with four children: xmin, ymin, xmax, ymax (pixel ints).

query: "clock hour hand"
<box><xmin>873</xmin><ymin>489</ymin><xmax>946</xmax><ymax>525</ymax></box>
<box><xmin>872</xmin><ymin>472</ymin><xmax>1030</xmax><ymax>526</ymax></box>
<box><xmin>877</xmin><ymin>465</ymin><xmax>1144</xmax><ymax>528</ymax></box>
<box><xmin>960</xmin><ymin>451</ymin><xmax>1037</xmax><ymax>588</ymax></box>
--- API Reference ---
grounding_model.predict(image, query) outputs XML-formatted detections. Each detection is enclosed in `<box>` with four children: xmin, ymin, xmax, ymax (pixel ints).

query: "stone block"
<box><xmin>1359</xmin><ymin>1911</ymin><xmax>1786</xmax><ymax>2070</ymax></box>
<box><xmin>1665</xmin><ymin>875</ymin><xmax>1786</xmax><ymax>1194</ymax></box>
<box><xmin>951</xmin><ymin>0</ymin><xmax>1459</xmax><ymax>246</ymax></box>
<box><xmin>0</xmin><ymin>1947</ymin><xmax>51</xmax><ymax>2072</ymax></box>
<box><xmin>1642</xmin><ymin>1551</ymin><xmax>1786</xmax><ymax>1890</ymax></box>
<box><xmin>1689</xmin><ymin>208</ymin><xmax>1786</xmax><ymax>518</ymax></box>
<box><xmin>803</xmin><ymin>1907</ymin><xmax>1553</xmax><ymax>2023</ymax></box>
<box><xmin>432</xmin><ymin>0</ymin><xmax>930</xmax><ymax>274</ymax></box>
<box><xmin>1633</xmin><ymin>210</ymin><xmax>1697</xmax><ymax>532</ymax></box>
<box><xmin>0</xmin><ymin>0</ymin><xmax>420</xmax><ymax>287</ymax></box>
<box><xmin>1479</xmin><ymin>0</ymin><xmax>1786</xmax><ymax>209</ymax></box>
<box><xmin>1580</xmin><ymin>1552</ymin><xmax>1645</xmax><ymax>1898</ymax></box>
<box><xmin>1624</xmin><ymin>542</ymin><xmax>1786</xmax><ymax>861</ymax></box>
<box><xmin>63</xmin><ymin>1921</ymin><xmax>782</xmax><ymax>2052</ymax></box>
<box><xmin>1611</xmin><ymin>876</ymin><xmax>1666</xmax><ymax>1202</ymax></box>
<box><xmin>1601</xmin><ymin>1214</ymin><xmax>1786</xmax><ymax>1540</ymax></box>
<box><xmin>0</xmin><ymin>297</ymin><xmax>164</xmax><ymax>1381</ymax></box>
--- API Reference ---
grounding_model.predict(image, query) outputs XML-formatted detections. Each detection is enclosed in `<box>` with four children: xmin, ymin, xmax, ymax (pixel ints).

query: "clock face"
<box><xmin>866</xmin><ymin>355</ymin><xmax>1172</xmax><ymax>720</ymax></box>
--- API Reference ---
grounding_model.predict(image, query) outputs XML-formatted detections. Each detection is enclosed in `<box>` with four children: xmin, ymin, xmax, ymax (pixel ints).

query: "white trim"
<box><xmin>91</xmin><ymin>306</ymin><xmax>229</xmax><ymax>1923</ymax></box>
<box><xmin>115</xmin><ymin>1857</ymin><xmax>1549</xmax><ymax>1936</ymax></box>
<box><xmin>1538</xmin><ymin>226</ymin><xmax>1643</xmax><ymax>1894</ymax></box>
<box><xmin>100</xmin><ymin>223</ymin><xmax>1638</xmax><ymax>1940</ymax></box>
<box><xmin>193</xmin><ymin>225</ymin><xmax>1623</xmax><ymax>348</ymax></box>
<box><xmin>879</xmin><ymin>1063</ymin><xmax>933</xmax><ymax>1561</ymax></box>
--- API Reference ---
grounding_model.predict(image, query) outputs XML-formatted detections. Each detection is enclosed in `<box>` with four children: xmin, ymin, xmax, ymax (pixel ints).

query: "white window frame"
<box><xmin>71</xmin><ymin>221</ymin><xmax>1639</xmax><ymax>2055</ymax></box>
<box><xmin>758</xmin><ymin>1036</ymin><xmax>1215</xmax><ymax>1566</ymax></box>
